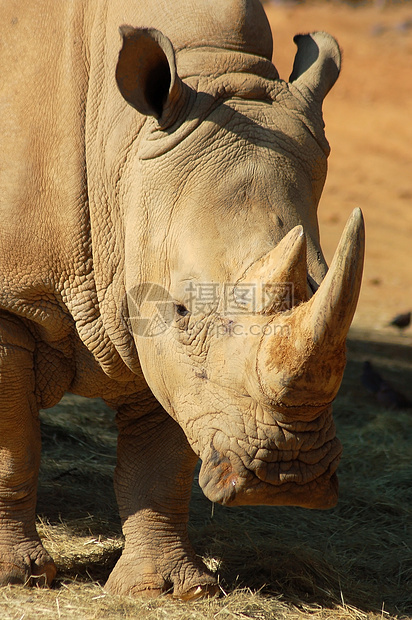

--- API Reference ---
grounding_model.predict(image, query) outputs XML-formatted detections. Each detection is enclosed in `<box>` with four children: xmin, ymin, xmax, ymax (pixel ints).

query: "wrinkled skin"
<box><xmin>0</xmin><ymin>0</ymin><xmax>364</xmax><ymax>599</ymax></box>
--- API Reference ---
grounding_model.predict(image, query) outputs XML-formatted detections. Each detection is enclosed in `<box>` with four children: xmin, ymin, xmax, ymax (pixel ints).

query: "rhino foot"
<box><xmin>105</xmin><ymin>551</ymin><xmax>218</xmax><ymax>599</ymax></box>
<box><xmin>0</xmin><ymin>540</ymin><xmax>56</xmax><ymax>587</ymax></box>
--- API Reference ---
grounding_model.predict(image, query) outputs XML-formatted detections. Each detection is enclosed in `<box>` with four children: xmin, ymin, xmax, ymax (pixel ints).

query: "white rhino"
<box><xmin>0</xmin><ymin>0</ymin><xmax>364</xmax><ymax>599</ymax></box>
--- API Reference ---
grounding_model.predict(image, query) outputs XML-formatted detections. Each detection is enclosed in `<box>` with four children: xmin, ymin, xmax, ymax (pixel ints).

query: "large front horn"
<box><xmin>305</xmin><ymin>207</ymin><xmax>364</xmax><ymax>346</ymax></box>
<box><xmin>257</xmin><ymin>208</ymin><xmax>365</xmax><ymax>411</ymax></box>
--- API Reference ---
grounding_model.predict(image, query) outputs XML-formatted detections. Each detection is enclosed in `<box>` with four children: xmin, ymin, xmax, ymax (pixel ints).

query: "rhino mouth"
<box><xmin>198</xmin><ymin>433</ymin><xmax>342</xmax><ymax>509</ymax></box>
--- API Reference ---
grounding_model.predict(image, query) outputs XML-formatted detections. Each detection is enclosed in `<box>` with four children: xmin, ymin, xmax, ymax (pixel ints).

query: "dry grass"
<box><xmin>1</xmin><ymin>328</ymin><xmax>411</xmax><ymax>619</ymax></box>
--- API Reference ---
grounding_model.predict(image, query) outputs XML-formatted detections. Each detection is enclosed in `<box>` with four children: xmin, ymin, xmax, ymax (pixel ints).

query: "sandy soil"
<box><xmin>264</xmin><ymin>1</ymin><xmax>412</xmax><ymax>342</ymax></box>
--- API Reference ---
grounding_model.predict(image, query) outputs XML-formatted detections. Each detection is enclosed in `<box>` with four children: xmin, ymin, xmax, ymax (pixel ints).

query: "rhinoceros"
<box><xmin>0</xmin><ymin>0</ymin><xmax>364</xmax><ymax>599</ymax></box>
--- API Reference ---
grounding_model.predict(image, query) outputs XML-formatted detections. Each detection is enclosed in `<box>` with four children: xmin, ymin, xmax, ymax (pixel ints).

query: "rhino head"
<box><xmin>114</xmin><ymin>24</ymin><xmax>364</xmax><ymax>510</ymax></box>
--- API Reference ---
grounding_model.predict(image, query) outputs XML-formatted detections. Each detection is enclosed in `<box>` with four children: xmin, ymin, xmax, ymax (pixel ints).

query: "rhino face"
<box><xmin>117</xmin><ymin>27</ymin><xmax>364</xmax><ymax>509</ymax></box>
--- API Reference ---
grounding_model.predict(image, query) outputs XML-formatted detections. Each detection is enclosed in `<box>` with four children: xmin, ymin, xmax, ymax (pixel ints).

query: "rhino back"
<box><xmin>0</xmin><ymin>0</ymin><xmax>91</xmax><ymax>311</ymax></box>
<box><xmin>126</xmin><ymin>0</ymin><xmax>273</xmax><ymax>58</ymax></box>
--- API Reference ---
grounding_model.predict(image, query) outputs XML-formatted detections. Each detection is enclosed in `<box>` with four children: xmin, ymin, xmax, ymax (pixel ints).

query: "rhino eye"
<box><xmin>175</xmin><ymin>303</ymin><xmax>189</xmax><ymax>317</ymax></box>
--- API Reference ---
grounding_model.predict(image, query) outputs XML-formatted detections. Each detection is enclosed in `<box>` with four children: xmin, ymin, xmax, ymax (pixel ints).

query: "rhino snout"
<box><xmin>197</xmin><ymin>407</ymin><xmax>342</xmax><ymax>509</ymax></box>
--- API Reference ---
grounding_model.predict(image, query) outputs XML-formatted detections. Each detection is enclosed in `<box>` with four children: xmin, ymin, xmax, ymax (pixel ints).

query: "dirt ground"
<box><xmin>264</xmin><ymin>0</ymin><xmax>412</xmax><ymax>341</ymax></box>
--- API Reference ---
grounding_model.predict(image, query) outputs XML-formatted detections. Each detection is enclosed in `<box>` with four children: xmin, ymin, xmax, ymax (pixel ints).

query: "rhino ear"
<box><xmin>116</xmin><ymin>26</ymin><xmax>184</xmax><ymax>122</ymax></box>
<box><xmin>289</xmin><ymin>31</ymin><xmax>341</xmax><ymax>102</ymax></box>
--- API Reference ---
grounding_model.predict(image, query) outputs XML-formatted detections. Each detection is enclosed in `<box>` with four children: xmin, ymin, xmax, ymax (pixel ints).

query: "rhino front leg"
<box><xmin>0</xmin><ymin>313</ymin><xmax>56</xmax><ymax>586</ymax></box>
<box><xmin>106</xmin><ymin>406</ymin><xmax>217</xmax><ymax>599</ymax></box>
